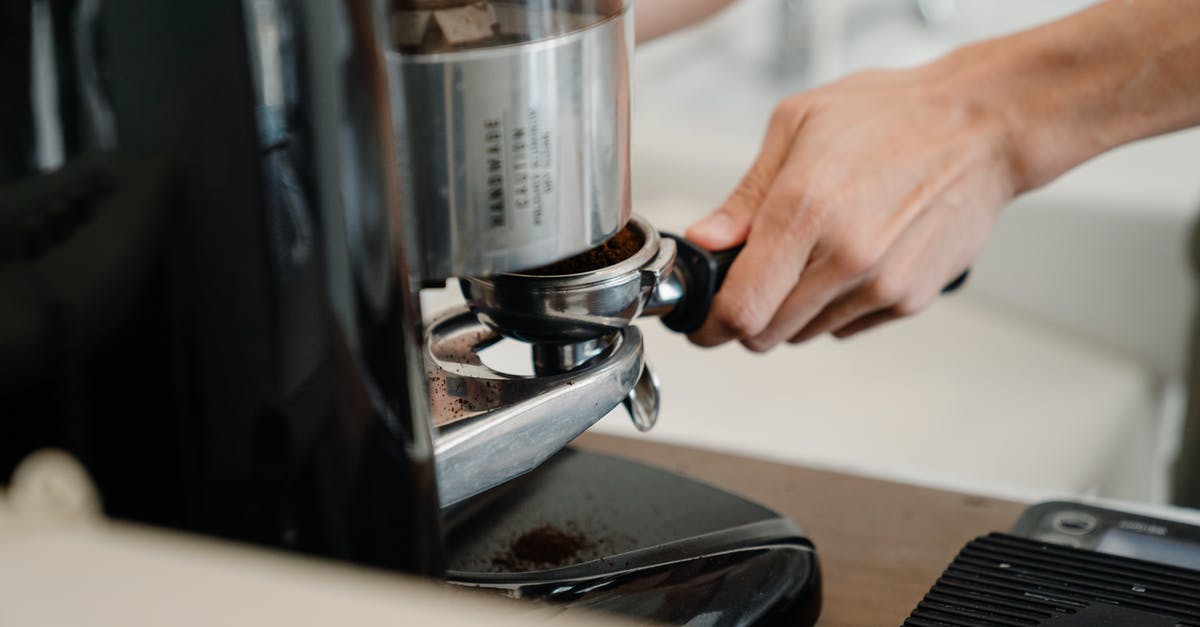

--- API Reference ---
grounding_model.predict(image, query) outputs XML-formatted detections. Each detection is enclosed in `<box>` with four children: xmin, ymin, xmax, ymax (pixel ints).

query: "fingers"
<box><xmin>831</xmin><ymin>308</ymin><xmax>901</xmax><ymax>339</ymax></box>
<box><xmin>788</xmin><ymin>275</ymin><xmax>934</xmax><ymax>344</ymax></box>
<box><xmin>679</xmin><ymin>62</ymin><xmax>1016</xmax><ymax>351</ymax></box>
<box><xmin>686</xmin><ymin>99</ymin><xmax>818</xmax><ymax>348</ymax></box>
<box><xmin>739</xmin><ymin>254</ymin><xmax>847</xmax><ymax>351</ymax></box>
<box><xmin>689</xmin><ymin>172</ymin><xmax>821</xmax><ymax>348</ymax></box>
<box><xmin>784</xmin><ymin>234</ymin><xmax>935</xmax><ymax>346</ymax></box>
<box><xmin>686</xmin><ymin>99</ymin><xmax>806</xmax><ymax>250</ymax></box>
<box><xmin>785</xmin><ymin>287</ymin><xmax>879</xmax><ymax>345</ymax></box>
<box><xmin>789</xmin><ymin>197</ymin><xmax>985</xmax><ymax>345</ymax></box>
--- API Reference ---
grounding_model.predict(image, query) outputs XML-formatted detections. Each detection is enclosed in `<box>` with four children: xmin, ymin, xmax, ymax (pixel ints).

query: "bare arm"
<box><xmin>634</xmin><ymin>0</ymin><xmax>739</xmax><ymax>44</ymax></box>
<box><xmin>978</xmin><ymin>0</ymin><xmax>1200</xmax><ymax>191</ymax></box>
<box><xmin>685</xmin><ymin>0</ymin><xmax>1200</xmax><ymax>350</ymax></box>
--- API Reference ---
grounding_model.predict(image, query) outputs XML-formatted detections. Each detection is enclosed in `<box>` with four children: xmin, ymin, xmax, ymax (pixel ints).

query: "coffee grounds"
<box><xmin>491</xmin><ymin>524</ymin><xmax>595</xmax><ymax>570</ymax></box>
<box><xmin>522</xmin><ymin>226</ymin><xmax>645</xmax><ymax>276</ymax></box>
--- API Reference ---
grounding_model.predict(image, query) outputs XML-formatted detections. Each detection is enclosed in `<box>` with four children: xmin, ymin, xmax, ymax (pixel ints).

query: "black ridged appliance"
<box><xmin>904</xmin><ymin>533</ymin><xmax>1200</xmax><ymax>626</ymax></box>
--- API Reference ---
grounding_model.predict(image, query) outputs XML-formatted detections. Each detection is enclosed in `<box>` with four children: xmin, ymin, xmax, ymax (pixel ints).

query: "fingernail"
<box><xmin>689</xmin><ymin>212</ymin><xmax>734</xmax><ymax>245</ymax></box>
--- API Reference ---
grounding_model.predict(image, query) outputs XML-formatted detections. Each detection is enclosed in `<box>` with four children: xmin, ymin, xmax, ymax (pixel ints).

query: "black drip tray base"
<box><xmin>445</xmin><ymin>447</ymin><xmax>821</xmax><ymax>626</ymax></box>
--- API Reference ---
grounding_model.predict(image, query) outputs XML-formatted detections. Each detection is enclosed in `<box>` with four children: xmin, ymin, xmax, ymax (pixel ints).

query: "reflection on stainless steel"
<box><xmin>30</xmin><ymin>0</ymin><xmax>64</xmax><ymax>170</ymax></box>
<box><xmin>532</xmin><ymin>336</ymin><xmax>612</xmax><ymax>374</ymax></box>
<box><xmin>622</xmin><ymin>360</ymin><xmax>660</xmax><ymax>432</ymax></box>
<box><xmin>387</xmin><ymin>4</ymin><xmax>632</xmax><ymax>281</ymax></box>
<box><xmin>426</xmin><ymin>307</ymin><xmax>643</xmax><ymax>506</ymax></box>
<box><xmin>73</xmin><ymin>0</ymin><xmax>117</xmax><ymax>152</ymax></box>
<box><xmin>643</xmin><ymin>268</ymin><xmax>687</xmax><ymax>317</ymax></box>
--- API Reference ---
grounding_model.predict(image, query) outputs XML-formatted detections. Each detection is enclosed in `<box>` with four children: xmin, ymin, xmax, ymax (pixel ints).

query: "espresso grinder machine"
<box><xmin>1</xmin><ymin>0</ymin><xmax>819</xmax><ymax>624</ymax></box>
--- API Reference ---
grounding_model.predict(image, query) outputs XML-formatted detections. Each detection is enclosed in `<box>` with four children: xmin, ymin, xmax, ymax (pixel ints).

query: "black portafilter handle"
<box><xmin>658</xmin><ymin>233</ymin><xmax>970</xmax><ymax>335</ymax></box>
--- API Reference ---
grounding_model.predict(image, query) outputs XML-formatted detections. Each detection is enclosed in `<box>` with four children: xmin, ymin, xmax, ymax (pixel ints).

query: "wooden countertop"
<box><xmin>573</xmin><ymin>433</ymin><xmax>1026</xmax><ymax>627</ymax></box>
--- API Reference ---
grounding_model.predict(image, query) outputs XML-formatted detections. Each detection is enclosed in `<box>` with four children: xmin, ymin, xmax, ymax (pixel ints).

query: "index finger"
<box><xmin>689</xmin><ymin>172</ymin><xmax>821</xmax><ymax>347</ymax></box>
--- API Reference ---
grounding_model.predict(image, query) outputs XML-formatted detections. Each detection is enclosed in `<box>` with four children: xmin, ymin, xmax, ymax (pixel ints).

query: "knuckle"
<box><xmin>770</xmin><ymin>96</ymin><xmax>809</xmax><ymax>131</ymax></box>
<box><xmin>832</xmin><ymin>329</ymin><xmax>856</xmax><ymax>341</ymax></box>
<box><xmin>863</xmin><ymin>273</ymin><xmax>903</xmax><ymax>305</ymax></box>
<box><xmin>758</xmin><ymin>194</ymin><xmax>823</xmax><ymax>241</ymax></box>
<box><xmin>730</xmin><ymin>169</ymin><xmax>771</xmax><ymax>207</ymax></box>
<box><xmin>714</xmin><ymin>298</ymin><xmax>770</xmax><ymax>340</ymax></box>
<box><xmin>830</xmin><ymin>240</ymin><xmax>882</xmax><ymax>279</ymax></box>
<box><xmin>772</xmin><ymin>97</ymin><xmax>802</xmax><ymax>122</ymax></box>
<box><xmin>741</xmin><ymin>338</ymin><xmax>774</xmax><ymax>354</ymax></box>
<box><xmin>893</xmin><ymin>294</ymin><xmax>931</xmax><ymax>317</ymax></box>
<box><xmin>771</xmin><ymin>177</ymin><xmax>815</xmax><ymax>205</ymax></box>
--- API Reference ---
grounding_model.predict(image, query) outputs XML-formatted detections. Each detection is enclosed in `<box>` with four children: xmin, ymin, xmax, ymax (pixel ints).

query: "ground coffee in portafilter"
<box><xmin>522</xmin><ymin>226</ymin><xmax>645</xmax><ymax>276</ymax></box>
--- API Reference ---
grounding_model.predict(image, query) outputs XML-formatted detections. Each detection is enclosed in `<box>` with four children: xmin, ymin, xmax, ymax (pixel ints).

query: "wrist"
<box><xmin>915</xmin><ymin>45</ymin><xmax>1037</xmax><ymax>199</ymax></box>
<box><xmin>929</xmin><ymin>0</ymin><xmax>1200</xmax><ymax>195</ymax></box>
<box><xmin>926</xmin><ymin>37</ymin><xmax>1103</xmax><ymax>196</ymax></box>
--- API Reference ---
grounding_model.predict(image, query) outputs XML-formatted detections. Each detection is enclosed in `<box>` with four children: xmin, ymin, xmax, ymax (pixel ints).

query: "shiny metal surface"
<box><xmin>460</xmin><ymin>216</ymin><xmax>676</xmax><ymax>343</ymax></box>
<box><xmin>531</xmin><ymin>336</ymin><xmax>612</xmax><ymax>374</ymax></box>
<box><xmin>622</xmin><ymin>360</ymin><xmax>660</xmax><ymax>432</ymax></box>
<box><xmin>425</xmin><ymin>307</ymin><xmax>643</xmax><ymax>506</ymax></box>
<box><xmin>642</xmin><ymin>267</ymin><xmax>687</xmax><ymax>317</ymax></box>
<box><xmin>450</xmin><ymin>215</ymin><xmax>675</xmax><ymax>439</ymax></box>
<box><xmin>388</xmin><ymin>6</ymin><xmax>633</xmax><ymax>280</ymax></box>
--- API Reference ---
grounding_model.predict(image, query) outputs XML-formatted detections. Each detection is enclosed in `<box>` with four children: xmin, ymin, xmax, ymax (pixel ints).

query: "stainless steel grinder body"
<box><xmin>388</xmin><ymin>2</ymin><xmax>633</xmax><ymax>281</ymax></box>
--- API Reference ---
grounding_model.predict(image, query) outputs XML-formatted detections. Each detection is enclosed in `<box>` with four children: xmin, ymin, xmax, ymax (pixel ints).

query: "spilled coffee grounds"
<box><xmin>492</xmin><ymin>523</ymin><xmax>595</xmax><ymax>570</ymax></box>
<box><xmin>523</xmin><ymin>226</ymin><xmax>645</xmax><ymax>276</ymax></box>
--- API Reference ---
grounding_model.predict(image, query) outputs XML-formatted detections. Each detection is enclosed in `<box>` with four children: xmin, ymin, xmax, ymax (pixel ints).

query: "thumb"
<box><xmin>686</xmin><ymin>164</ymin><xmax>771</xmax><ymax>250</ymax></box>
<box><xmin>686</xmin><ymin>99</ymin><xmax>801</xmax><ymax>250</ymax></box>
<box><xmin>687</xmin><ymin>205</ymin><xmax>749</xmax><ymax>251</ymax></box>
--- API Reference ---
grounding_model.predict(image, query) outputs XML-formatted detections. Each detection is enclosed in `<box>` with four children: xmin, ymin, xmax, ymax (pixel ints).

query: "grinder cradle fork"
<box><xmin>427</xmin><ymin>215</ymin><xmax>752</xmax><ymax>508</ymax></box>
<box><xmin>425</xmin><ymin>307</ymin><xmax>650</xmax><ymax>507</ymax></box>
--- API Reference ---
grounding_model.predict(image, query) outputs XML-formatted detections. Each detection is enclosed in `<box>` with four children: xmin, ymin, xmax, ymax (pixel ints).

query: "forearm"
<box><xmin>634</xmin><ymin>0</ymin><xmax>738</xmax><ymax>43</ymax></box>
<box><xmin>941</xmin><ymin>0</ymin><xmax>1200</xmax><ymax>193</ymax></box>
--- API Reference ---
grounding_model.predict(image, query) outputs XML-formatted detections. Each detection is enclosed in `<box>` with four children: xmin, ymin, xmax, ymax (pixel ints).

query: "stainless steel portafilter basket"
<box><xmin>459</xmin><ymin>215</ymin><xmax>743</xmax><ymax>348</ymax></box>
<box><xmin>461</xmin><ymin>216</ymin><xmax>672</xmax><ymax>344</ymax></box>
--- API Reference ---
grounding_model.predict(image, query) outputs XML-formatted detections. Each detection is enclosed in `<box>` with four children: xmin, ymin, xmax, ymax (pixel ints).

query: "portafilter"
<box><xmin>423</xmin><ymin>215</ymin><xmax>740</xmax><ymax>506</ymax></box>
<box><xmin>461</xmin><ymin>213</ymin><xmax>970</xmax><ymax>352</ymax></box>
<box><xmin>427</xmin><ymin>214</ymin><xmax>967</xmax><ymax>506</ymax></box>
<box><xmin>459</xmin><ymin>214</ymin><xmax>742</xmax><ymax>352</ymax></box>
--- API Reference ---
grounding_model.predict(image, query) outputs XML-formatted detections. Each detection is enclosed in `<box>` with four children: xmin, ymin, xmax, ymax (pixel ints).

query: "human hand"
<box><xmin>685</xmin><ymin>62</ymin><xmax>1018</xmax><ymax>350</ymax></box>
